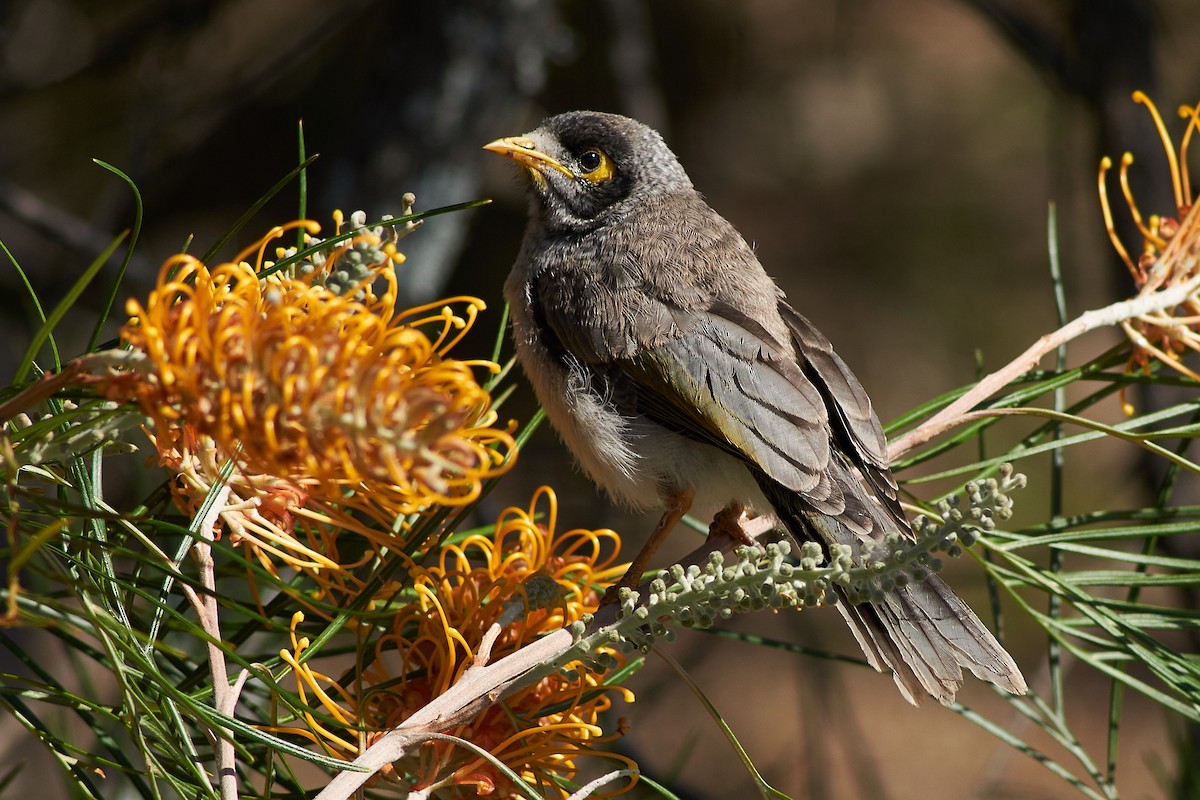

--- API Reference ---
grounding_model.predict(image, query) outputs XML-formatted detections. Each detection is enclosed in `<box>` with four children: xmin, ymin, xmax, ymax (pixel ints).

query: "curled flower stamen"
<box><xmin>242</xmin><ymin>220</ymin><xmax>321</xmax><ymax>268</ymax></box>
<box><xmin>1119</xmin><ymin>153</ymin><xmax>1167</xmax><ymax>251</ymax></box>
<box><xmin>1134</xmin><ymin>90</ymin><xmax>1184</xmax><ymax>209</ymax></box>
<box><xmin>1179</xmin><ymin>103</ymin><xmax>1200</xmax><ymax>204</ymax></box>
<box><xmin>1099</xmin><ymin>156</ymin><xmax>1138</xmax><ymax>278</ymax></box>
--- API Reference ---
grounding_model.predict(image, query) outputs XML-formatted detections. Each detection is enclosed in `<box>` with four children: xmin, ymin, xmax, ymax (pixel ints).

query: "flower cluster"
<box><xmin>1099</xmin><ymin>93</ymin><xmax>1200</xmax><ymax>396</ymax></box>
<box><xmin>276</xmin><ymin>487</ymin><xmax>635</xmax><ymax>798</ymax></box>
<box><xmin>92</xmin><ymin>213</ymin><xmax>514</xmax><ymax>574</ymax></box>
<box><xmin>14</xmin><ymin>205</ymin><xmax>640</xmax><ymax>797</ymax></box>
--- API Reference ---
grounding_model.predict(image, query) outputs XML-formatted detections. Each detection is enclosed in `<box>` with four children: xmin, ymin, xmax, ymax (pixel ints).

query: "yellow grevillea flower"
<box><xmin>276</xmin><ymin>487</ymin><xmax>636</xmax><ymax>798</ymax></box>
<box><xmin>1099</xmin><ymin>92</ymin><xmax>1200</xmax><ymax>396</ymax></box>
<box><xmin>98</xmin><ymin>214</ymin><xmax>513</xmax><ymax>567</ymax></box>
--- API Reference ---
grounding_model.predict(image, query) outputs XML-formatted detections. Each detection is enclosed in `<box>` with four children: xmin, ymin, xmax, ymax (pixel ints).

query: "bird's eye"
<box><xmin>576</xmin><ymin>147</ymin><xmax>615</xmax><ymax>182</ymax></box>
<box><xmin>579</xmin><ymin>149</ymin><xmax>603</xmax><ymax>171</ymax></box>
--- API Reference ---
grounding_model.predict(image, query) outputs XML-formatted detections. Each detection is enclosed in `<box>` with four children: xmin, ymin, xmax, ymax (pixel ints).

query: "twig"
<box><xmin>887</xmin><ymin>273</ymin><xmax>1200</xmax><ymax>460</ymax></box>
<box><xmin>469</xmin><ymin>622</ymin><xmax>506</xmax><ymax>674</ymax></box>
<box><xmin>462</xmin><ymin>597</ymin><xmax>528</xmax><ymax>683</ymax></box>
<box><xmin>565</xmin><ymin>769</ymin><xmax>640</xmax><ymax>800</ymax></box>
<box><xmin>181</xmin><ymin>485</ymin><xmax>241</xmax><ymax>800</ymax></box>
<box><xmin>0</xmin><ymin>176</ymin><xmax>150</xmax><ymax>272</ymax></box>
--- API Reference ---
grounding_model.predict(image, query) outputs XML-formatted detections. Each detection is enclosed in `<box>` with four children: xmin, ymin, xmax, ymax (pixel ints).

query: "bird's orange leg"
<box><xmin>603</xmin><ymin>486</ymin><xmax>695</xmax><ymax>604</ymax></box>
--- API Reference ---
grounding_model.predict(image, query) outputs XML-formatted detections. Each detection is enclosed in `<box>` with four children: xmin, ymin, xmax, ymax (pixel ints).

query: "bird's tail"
<box><xmin>833</xmin><ymin>574</ymin><xmax>1026</xmax><ymax>705</ymax></box>
<box><xmin>765</xmin><ymin>474</ymin><xmax>1027</xmax><ymax>705</ymax></box>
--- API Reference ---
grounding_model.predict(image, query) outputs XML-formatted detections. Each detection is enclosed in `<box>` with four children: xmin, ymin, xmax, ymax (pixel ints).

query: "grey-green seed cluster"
<box><xmin>522</xmin><ymin>573</ymin><xmax>567</xmax><ymax>611</ymax></box>
<box><xmin>557</xmin><ymin>465</ymin><xmax>1026</xmax><ymax>673</ymax></box>
<box><xmin>558</xmin><ymin>542</ymin><xmax>832</xmax><ymax>672</ymax></box>
<box><xmin>282</xmin><ymin>195</ymin><xmax>423</xmax><ymax>299</ymax></box>
<box><xmin>846</xmin><ymin>464</ymin><xmax>1027</xmax><ymax>604</ymax></box>
<box><xmin>913</xmin><ymin>462</ymin><xmax>1025</xmax><ymax>547</ymax></box>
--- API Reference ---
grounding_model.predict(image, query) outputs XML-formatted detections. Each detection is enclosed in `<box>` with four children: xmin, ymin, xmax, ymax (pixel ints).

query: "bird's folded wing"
<box><xmin>615</xmin><ymin>308</ymin><xmax>836</xmax><ymax>497</ymax></box>
<box><xmin>777</xmin><ymin>302</ymin><xmax>889</xmax><ymax>469</ymax></box>
<box><xmin>776</xmin><ymin>302</ymin><xmax>905</xmax><ymax>522</ymax></box>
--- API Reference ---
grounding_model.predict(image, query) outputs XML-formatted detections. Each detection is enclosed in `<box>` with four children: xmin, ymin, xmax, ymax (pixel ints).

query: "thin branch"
<box><xmin>0</xmin><ymin>176</ymin><xmax>150</xmax><ymax>273</ymax></box>
<box><xmin>888</xmin><ymin>274</ymin><xmax>1200</xmax><ymax>460</ymax></box>
<box><xmin>189</xmin><ymin>485</ymin><xmax>241</xmax><ymax>800</ymax></box>
<box><xmin>565</xmin><ymin>769</ymin><xmax>640</xmax><ymax>800</ymax></box>
<box><xmin>0</xmin><ymin>360</ymin><xmax>85</xmax><ymax>421</ymax></box>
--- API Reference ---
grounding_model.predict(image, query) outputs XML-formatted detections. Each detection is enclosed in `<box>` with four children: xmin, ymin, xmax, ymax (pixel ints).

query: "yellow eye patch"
<box><xmin>577</xmin><ymin>147</ymin><xmax>616</xmax><ymax>183</ymax></box>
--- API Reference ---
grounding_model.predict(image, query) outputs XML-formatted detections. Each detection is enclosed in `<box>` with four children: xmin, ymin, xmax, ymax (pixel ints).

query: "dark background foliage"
<box><xmin>2</xmin><ymin>1</ymin><xmax>1198</xmax><ymax>797</ymax></box>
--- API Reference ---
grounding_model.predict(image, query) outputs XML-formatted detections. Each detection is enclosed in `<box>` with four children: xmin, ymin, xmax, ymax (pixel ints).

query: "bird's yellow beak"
<box><xmin>483</xmin><ymin>136</ymin><xmax>574</xmax><ymax>179</ymax></box>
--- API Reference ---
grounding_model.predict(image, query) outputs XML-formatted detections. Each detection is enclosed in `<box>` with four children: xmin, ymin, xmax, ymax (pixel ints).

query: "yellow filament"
<box><xmin>1098</xmin><ymin>156</ymin><xmax>1138</xmax><ymax>277</ymax></box>
<box><xmin>1148</xmin><ymin>200</ymin><xmax>1200</xmax><ymax>291</ymax></box>
<box><xmin>1134</xmin><ymin>90</ymin><xmax>1184</xmax><ymax>210</ymax></box>
<box><xmin>1122</xmin><ymin>319</ymin><xmax>1200</xmax><ymax>382</ymax></box>
<box><xmin>1178</xmin><ymin>102</ymin><xmax>1200</xmax><ymax>205</ymax></box>
<box><xmin>1118</xmin><ymin>153</ymin><xmax>1167</xmax><ymax>249</ymax></box>
<box><xmin>235</xmin><ymin>220</ymin><xmax>322</xmax><ymax>268</ymax></box>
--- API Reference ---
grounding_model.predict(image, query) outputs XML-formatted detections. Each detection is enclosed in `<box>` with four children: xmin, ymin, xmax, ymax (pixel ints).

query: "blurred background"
<box><xmin>2</xmin><ymin>1</ymin><xmax>1199</xmax><ymax>797</ymax></box>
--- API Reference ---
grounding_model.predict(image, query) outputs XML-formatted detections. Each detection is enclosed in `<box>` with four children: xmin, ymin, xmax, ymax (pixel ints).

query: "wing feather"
<box><xmin>621</xmin><ymin>312</ymin><xmax>834</xmax><ymax>496</ymax></box>
<box><xmin>777</xmin><ymin>301</ymin><xmax>905</xmax><ymax>520</ymax></box>
<box><xmin>777</xmin><ymin>302</ymin><xmax>887</xmax><ymax>466</ymax></box>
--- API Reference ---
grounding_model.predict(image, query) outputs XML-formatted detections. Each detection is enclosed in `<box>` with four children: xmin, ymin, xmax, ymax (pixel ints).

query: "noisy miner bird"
<box><xmin>484</xmin><ymin>111</ymin><xmax>1026</xmax><ymax>705</ymax></box>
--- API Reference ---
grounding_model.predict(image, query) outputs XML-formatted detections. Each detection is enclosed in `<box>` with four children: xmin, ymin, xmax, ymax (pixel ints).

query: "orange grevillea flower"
<box><xmin>1099</xmin><ymin>92</ymin><xmax>1200</xmax><ymax>399</ymax></box>
<box><xmin>275</xmin><ymin>487</ymin><xmax>636</xmax><ymax>798</ymax></box>
<box><xmin>95</xmin><ymin>213</ymin><xmax>514</xmax><ymax>567</ymax></box>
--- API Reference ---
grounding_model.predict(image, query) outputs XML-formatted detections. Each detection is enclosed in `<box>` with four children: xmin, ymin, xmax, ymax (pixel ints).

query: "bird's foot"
<box><xmin>709</xmin><ymin>503</ymin><xmax>754</xmax><ymax>545</ymax></box>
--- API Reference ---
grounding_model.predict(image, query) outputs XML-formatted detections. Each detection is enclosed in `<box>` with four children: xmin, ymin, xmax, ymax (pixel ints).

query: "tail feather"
<box><xmin>760</xmin><ymin>458</ymin><xmax>1026</xmax><ymax>705</ymax></box>
<box><xmin>834</xmin><ymin>596</ymin><xmax>926</xmax><ymax>705</ymax></box>
<box><xmin>835</xmin><ymin>575</ymin><xmax>1026</xmax><ymax>706</ymax></box>
<box><xmin>886</xmin><ymin>574</ymin><xmax>1027</xmax><ymax>696</ymax></box>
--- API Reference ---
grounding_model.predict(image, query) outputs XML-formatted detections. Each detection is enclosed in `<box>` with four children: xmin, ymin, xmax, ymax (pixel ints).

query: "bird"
<box><xmin>483</xmin><ymin>110</ymin><xmax>1026</xmax><ymax>705</ymax></box>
